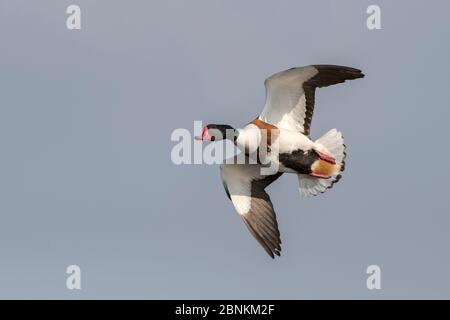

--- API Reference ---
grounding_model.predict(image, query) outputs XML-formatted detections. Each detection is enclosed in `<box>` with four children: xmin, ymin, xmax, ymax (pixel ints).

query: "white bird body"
<box><xmin>235</xmin><ymin>124</ymin><xmax>316</xmax><ymax>173</ymax></box>
<box><xmin>236</xmin><ymin>124</ymin><xmax>314</xmax><ymax>155</ymax></box>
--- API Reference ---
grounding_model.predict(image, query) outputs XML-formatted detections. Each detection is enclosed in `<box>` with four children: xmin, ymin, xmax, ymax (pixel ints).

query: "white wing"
<box><xmin>220</xmin><ymin>160</ymin><xmax>283</xmax><ymax>258</ymax></box>
<box><xmin>259</xmin><ymin>65</ymin><xmax>364</xmax><ymax>135</ymax></box>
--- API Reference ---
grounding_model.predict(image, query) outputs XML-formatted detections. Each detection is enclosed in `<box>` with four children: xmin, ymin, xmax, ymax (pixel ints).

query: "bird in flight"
<box><xmin>195</xmin><ymin>65</ymin><xmax>364</xmax><ymax>258</ymax></box>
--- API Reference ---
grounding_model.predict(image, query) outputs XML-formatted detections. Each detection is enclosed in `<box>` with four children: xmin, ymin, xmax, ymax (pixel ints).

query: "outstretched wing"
<box><xmin>220</xmin><ymin>161</ymin><xmax>283</xmax><ymax>258</ymax></box>
<box><xmin>259</xmin><ymin>65</ymin><xmax>364</xmax><ymax>135</ymax></box>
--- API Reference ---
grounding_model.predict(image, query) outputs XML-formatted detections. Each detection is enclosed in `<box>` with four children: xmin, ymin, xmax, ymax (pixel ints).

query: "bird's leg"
<box><xmin>314</xmin><ymin>149</ymin><xmax>336</xmax><ymax>165</ymax></box>
<box><xmin>309</xmin><ymin>172</ymin><xmax>332</xmax><ymax>179</ymax></box>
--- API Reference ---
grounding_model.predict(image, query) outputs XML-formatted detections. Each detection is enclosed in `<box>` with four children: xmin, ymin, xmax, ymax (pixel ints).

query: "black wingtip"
<box><xmin>351</xmin><ymin>70</ymin><xmax>365</xmax><ymax>79</ymax></box>
<box><xmin>266</xmin><ymin>248</ymin><xmax>282</xmax><ymax>259</ymax></box>
<box><xmin>340</xmin><ymin>67</ymin><xmax>365</xmax><ymax>80</ymax></box>
<box><xmin>314</xmin><ymin>64</ymin><xmax>365</xmax><ymax>79</ymax></box>
<box><xmin>269</xmin><ymin>248</ymin><xmax>281</xmax><ymax>258</ymax></box>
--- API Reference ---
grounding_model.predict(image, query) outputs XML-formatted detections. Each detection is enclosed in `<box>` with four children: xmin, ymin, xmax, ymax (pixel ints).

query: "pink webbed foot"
<box><xmin>314</xmin><ymin>150</ymin><xmax>336</xmax><ymax>165</ymax></box>
<box><xmin>309</xmin><ymin>172</ymin><xmax>332</xmax><ymax>179</ymax></box>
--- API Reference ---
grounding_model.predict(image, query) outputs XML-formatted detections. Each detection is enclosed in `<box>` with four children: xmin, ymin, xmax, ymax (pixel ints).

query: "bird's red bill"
<box><xmin>195</xmin><ymin>126</ymin><xmax>211</xmax><ymax>140</ymax></box>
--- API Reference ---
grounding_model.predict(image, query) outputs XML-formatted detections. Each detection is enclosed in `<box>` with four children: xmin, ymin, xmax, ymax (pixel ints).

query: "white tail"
<box><xmin>298</xmin><ymin>129</ymin><xmax>346</xmax><ymax>197</ymax></box>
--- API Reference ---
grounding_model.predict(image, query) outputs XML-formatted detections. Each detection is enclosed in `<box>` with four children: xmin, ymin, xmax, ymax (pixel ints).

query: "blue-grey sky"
<box><xmin>1</xmin><ymin>0</ymin><xmax>449</xmax><ymax>299</ymax></box>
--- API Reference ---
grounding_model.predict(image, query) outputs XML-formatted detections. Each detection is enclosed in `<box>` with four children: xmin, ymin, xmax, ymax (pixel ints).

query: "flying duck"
<box><xmin>196</xmin><ymin>65</ymin><xmax>364</xmax><ymax>258</ymax></box>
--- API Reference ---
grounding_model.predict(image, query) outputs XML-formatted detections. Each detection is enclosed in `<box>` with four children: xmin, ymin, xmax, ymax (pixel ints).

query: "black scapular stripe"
<box><xmin>279</xmin><ymin>149</ymin><xmax>319</xmax><ymax>174</ymax></box>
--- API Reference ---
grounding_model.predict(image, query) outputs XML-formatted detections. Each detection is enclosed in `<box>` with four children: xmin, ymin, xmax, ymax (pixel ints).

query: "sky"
<box><xmin>0</xmin><ymin>0</ymin><xmax>449</xmax><ymax>299</ymax></box>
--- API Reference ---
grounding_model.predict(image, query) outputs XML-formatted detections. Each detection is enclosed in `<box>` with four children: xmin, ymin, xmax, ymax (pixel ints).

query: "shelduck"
<box><xmin>196</xmin><ymin>65</ymin><xmax>364</xmax><ymax>258</ymax></box>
